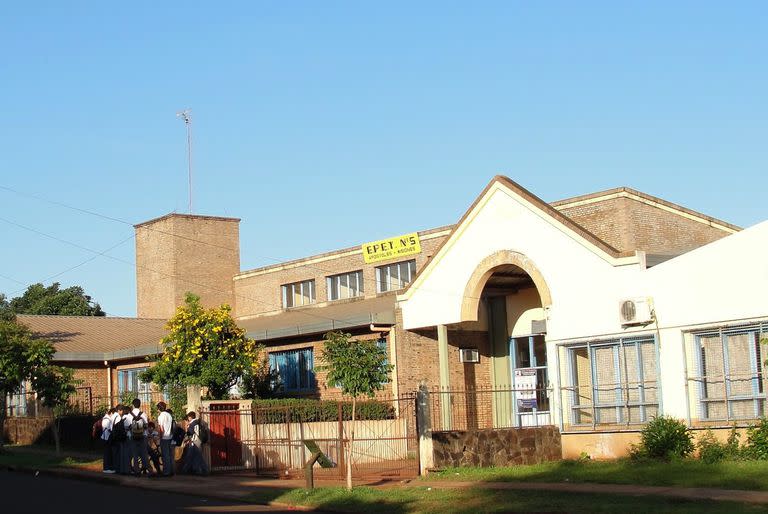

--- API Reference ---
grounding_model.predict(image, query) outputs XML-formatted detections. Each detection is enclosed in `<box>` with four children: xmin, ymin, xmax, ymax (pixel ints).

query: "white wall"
<box><xmin>400</xmin><ymin>181</ymin><xmax>768</xmax><ymax>424</ymax></box>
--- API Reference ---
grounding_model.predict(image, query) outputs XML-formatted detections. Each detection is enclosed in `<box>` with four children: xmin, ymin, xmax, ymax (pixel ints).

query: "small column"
<box><xmin>416</xmin><ymin>382</ymin><xmax>434</xmax><ymax>475</ymax></box>
<box><xmin>437</xmin><ymin>324</ymin><xmax>452</xmax><ymax>430</ymax></box>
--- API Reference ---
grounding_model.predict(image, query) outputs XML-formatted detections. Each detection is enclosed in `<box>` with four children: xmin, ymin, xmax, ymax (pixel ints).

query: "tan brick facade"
<box><xmin>135</xmin><ymin>214</ymin><xmax>241</xmax><ymax>319</ymax></box>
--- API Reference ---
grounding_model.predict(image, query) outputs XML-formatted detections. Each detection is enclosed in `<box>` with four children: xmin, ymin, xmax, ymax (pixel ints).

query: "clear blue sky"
<box><xmin>1</xmin><ymin>2</ymin><xmax>766</xmax><ymax>317</ymax></box>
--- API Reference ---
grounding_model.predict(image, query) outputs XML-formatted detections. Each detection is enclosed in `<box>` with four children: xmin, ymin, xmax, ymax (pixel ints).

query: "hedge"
<box><xmin>251</xmin><ymin>398</ymin><xmax>396</xmax><ymax>423</ymax></box>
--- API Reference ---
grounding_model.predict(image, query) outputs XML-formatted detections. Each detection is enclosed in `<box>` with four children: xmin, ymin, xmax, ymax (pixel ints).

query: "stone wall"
<box><xmin>432</xmin><ymin>426</ymin><xmax>562</xmax><ymax>468</ymax></box>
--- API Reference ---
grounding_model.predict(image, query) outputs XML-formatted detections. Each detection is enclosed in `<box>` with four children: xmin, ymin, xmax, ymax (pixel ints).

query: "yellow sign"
<box><xmin>362</xmin><ymin>232</ymin><xmax>421</xmax><ymax>264</ymax></box>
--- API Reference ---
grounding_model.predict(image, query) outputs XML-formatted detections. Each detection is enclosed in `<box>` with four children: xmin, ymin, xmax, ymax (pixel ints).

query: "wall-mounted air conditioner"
<box><xmin>459</xmin><ymin>348</ymin><xmax>480</xmax><ymax>363</ymax></box>
<box><xmin>619</xmin><ymin>297</ymin><xmax>654</xmax><ymax>326</ymax></box>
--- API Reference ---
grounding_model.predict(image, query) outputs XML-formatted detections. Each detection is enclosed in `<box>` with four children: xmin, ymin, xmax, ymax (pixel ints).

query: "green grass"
<box><xmin>246</xmin><ymin>485</ymin><xmax>767</xmax><ymax>514</ymax></box>
<box><xmin>0</xmin><ymin>446</ymin><xmax>100</xmax><ymax>470</ymax></box>
<box><xmin>428</xmin><ymin>458</ymin><xmax>768</xmax><ymax>491</ymax></box>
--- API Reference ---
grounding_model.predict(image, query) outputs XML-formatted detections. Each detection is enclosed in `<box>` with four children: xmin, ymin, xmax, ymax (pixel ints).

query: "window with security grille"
<box><xmin>281</xmin><ymin>280</ymin><xmax>315</xmax><ymax>308</ymax></box>
<box><xmin>566</xmin><ymin>336</ymin><xmax>659</xmax><ymax>426</ymax></box>
<box><xmin>269</xmin><ymin>348</ymin><xmax>316</xmax><ymax>393</ymax></box>
<box><xmin>327</xmin><ymin>270</ymin><xmax>364</xmax><ymax>301</ymax></box>
<box><xmin>376</xmin><ymin>260</ymin><xmax>417</xmax><ymax>293</ymax></box>
<box><xmin>117</xmin><ymin>367</ymin><xmax>152</xmax><ymax>406</ymax></box>
<box><xmin>694</xmin><ymin>323</ymin><xmax>767</xmax><ymax>421</ymax></box>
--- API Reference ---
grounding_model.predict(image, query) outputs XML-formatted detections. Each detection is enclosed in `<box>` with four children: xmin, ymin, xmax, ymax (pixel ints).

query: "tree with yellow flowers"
<box><xmin>141</xmin><ymin>293</ymin><xmax>267</xmax><ymax>399</ymax></box>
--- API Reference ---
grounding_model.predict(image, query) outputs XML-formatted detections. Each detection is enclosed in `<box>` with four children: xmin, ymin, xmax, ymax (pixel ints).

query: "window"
<box><xmin>281</xmin><ymin>280</ymin><xmax>315</xmax><ymax>308</ymax></box>
<box><xmin>327</xmin><ymin>270</ymin><xmax>364</xmax><ymax>301</ymax></box>
<box><xmin>695</xmin><ymin>323</ymin><xmax>767</xmax><ymax>421</ymax></box>
<box><xmin>565</xmin><ymin>336</ymin><xmax>659</xmax><ymax>426</ymax></box>
<box><xmin>269</xmin><ymin>348</ymin><xmax>316</xmax><ymax>392</ymax></box>
<box><xmin>376</xmin><ymin>260</ymin><xmax>417</xmax><ymax>293</ymax></box>
<box><xmin>117</xmin><ymin>367</ymin><xmax>152</xmax><ymax>406</ymax></box>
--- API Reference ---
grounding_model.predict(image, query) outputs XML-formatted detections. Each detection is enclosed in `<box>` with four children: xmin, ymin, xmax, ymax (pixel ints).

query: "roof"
<box><xmin>134</xmin><ymin>212</ymin><xmax>241</xmax><ymax>229</ymax></box>
<box><xmin>17</xmin><ymin>315</ymin><xmax>168</xmax><ymax>362</ymax></box>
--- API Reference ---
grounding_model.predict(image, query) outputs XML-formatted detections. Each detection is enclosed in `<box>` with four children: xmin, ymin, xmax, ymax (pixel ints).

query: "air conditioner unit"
<box><xmin>459</xmin><ymin>348</ymin><xmax>480</xmax><ymax>363</ymax></box>
<box><xmin>619</xmin><ymin>297</ymin><xmax>654</xmax><ymax>326</ymax></box>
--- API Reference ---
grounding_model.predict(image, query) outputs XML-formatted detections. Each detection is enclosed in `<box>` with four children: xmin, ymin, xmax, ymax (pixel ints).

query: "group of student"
<box><xmin>97</xmin><ymin>398</ymin><xmax>209</xmax><ymax>477</ymax></box>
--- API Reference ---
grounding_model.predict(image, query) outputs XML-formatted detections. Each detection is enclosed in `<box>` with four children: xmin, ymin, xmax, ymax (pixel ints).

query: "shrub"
<box><xmin>633</xmin><ymin>415</ymin><xmax>694</xmax><ymax>460</ymax></box>
<box><xmin>744</xmin><ymin>418</ymin><xmax>768</xmax><ymax>460</ymax></box>
<box><xmin>251</xmin><ymin>398</ymin><xmax>395</xmax><ymax>423</ymax></box>
<box><xmin>697</xmin><ymin>428</ymin><xmax>741</xmax><ymax>463</ymax></box>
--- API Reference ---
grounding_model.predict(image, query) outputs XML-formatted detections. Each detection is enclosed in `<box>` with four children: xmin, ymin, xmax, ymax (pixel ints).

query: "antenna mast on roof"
<box><xmin>176</xmin><ymin>109</ymin><xmax>193</xmax><ymax>214</ymax></box>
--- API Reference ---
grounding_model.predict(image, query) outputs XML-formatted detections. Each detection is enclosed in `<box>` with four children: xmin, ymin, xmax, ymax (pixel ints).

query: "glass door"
<box><xmin>510</xmin><ymin>335</ymin><xmax>550</xmax><ymax>427</ymax></box>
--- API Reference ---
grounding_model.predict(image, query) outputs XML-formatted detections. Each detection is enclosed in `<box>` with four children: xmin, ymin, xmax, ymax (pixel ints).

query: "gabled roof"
<box><xmin>17</xmin><ymin>314</ymin><xmax>167</xmax><ymax>361</ymax></box>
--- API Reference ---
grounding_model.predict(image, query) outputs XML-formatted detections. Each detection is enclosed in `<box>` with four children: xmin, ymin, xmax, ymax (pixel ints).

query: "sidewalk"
<box><xmin>8</xmin><ymin>456</ymin><xmax>768</xmax><ymax>507</ymax></box>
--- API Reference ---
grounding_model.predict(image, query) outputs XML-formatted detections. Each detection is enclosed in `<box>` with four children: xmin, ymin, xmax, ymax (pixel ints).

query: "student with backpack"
<box><xmin>156</xmin><ymin>401</ymin><xmax>175</xmax><ymax>476</ymax></box>
<box><xmin>113</xmin><ymin>404</ymin><xmax>131</xmax><ymax>475</ymax></box>
<box><xmin>99</xmin><ymin>408</ymin><xmax>116</xmax><ymax>473</ymax></box>
<box><xmin>124</xmin><ymin>398</ymin><xmax>151</xmax><ymax>476</ymax></box>
<box><xmin>181</xmin><ymin>411</ymin><xmax>209</xmax><ymax>475</ymax></box>
<box><xmin>109</xmin><ymin>405</ymin><xmax>126</xmax><ymax>473</ymax></box>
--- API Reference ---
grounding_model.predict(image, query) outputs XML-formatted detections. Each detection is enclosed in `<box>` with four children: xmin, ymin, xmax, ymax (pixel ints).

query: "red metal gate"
<box><xmin>208</xmin><ymin>403</ymin><xmax>243</xmax><ymax>469</ymax></box>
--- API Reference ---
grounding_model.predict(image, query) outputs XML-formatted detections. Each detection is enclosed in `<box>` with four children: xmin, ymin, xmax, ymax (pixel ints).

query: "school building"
<box><xmin>12</xmin><ymin>175</ymin><xmax>768</xmax><ymax>459</ymax></box>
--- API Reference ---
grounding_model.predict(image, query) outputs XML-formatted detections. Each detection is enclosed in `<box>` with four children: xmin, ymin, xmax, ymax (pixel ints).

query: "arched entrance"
<box><xmin>461</xmin><ymin>251</ymin><xmax>552</xmax><ymax>428</ymax></box>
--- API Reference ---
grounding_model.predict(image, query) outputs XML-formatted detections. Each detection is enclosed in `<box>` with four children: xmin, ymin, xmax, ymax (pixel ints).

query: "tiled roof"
<box><xmin>16</xmin><ymin>314</ymin><xmax>168</xmax><ymax>361</ymax></box>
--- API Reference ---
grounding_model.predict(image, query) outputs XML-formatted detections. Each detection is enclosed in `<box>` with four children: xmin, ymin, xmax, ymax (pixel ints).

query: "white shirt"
<box><xmin>100</xmin><ymin>414</ymin><xmax>112</xmax><ymax>441</ymax></box>
<box><xmin>157</xmin><ymin>411</ymin><xmax>173</xmax><ymax>441</ymax></box>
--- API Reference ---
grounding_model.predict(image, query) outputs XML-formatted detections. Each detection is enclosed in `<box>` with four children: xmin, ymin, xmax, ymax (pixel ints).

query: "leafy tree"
<box><xmin>9</xmin><ymin>283</ymin><xmax>105</xmax><ymax>316</ymax></box>
<box><xmin>0</xmin><ymin>314</ymin><xmax>56</xmax><ymax>451</ymax></box>
<box><xmin>318</xmin><ymin>331</ymin><xmax>392</xmax><ymax>490</ymax></box>
<box><xmin>0</xmin><ymin>294</ymin><xmax>13</xmax><ymax>322</ymax></box>
<box><xmin>141</xmin><ymin>293</ymin><xmax>267</xmax><ymax>399</ymax></box>
<box><xmin>34</xmin><ymin>365</ymin><xmax>78</xmax><ymax>455</ymax></box>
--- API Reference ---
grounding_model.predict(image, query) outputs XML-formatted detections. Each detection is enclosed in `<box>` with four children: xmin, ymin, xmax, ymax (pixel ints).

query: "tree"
<box><xmin>0</xmin><ymin>314</ymin><xmax>56</xmax><ymax>451</ymax></box>
<box><xmin>318</xmin><ymin>331</ymin><xmax>392</xmax><ymax>490</ymax></box>
<box><xmin>141</xmin><ymin>293</ymin><xmax>267</xmax><ymax>399</ymax></box>
<box><xmin>34</xmin><ymin>366</ymin><xmax>78</xmax><ymax>455</ymax></box>
<box><xmin>9</xmin><ymin>282</ymin><xmax>105</xmax><ymax>316</ymax></box>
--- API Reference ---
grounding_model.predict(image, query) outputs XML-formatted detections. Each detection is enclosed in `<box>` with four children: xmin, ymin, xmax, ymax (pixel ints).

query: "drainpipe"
<box><xmin>105</xmin><ymin>361</ymin><xmax>112</xmax><ymax>401</ymax></box>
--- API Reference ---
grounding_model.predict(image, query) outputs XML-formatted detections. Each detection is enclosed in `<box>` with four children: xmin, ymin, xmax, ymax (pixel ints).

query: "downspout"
<box><xmin>105</xmin><ymin>361</ymin><xmax>112</xmax><ymax>401</ymax></box>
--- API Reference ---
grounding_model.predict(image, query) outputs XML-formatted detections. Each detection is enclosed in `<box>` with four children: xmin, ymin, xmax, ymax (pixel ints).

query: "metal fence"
<box><xmin>429</xmin><ymin>386</ymin><xmax>554</xmax><ymax>432</ymax></box>
<box><xmin>200</xmin><ymin>394</ymin><xmax>419</xmax><ymax>479</ymax></box>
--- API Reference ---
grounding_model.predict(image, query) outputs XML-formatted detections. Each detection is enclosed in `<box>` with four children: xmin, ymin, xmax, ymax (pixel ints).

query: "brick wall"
<box><xmin>234</xmin><ymin>228</ymin><xmax>450</xmax><ymax>317</ymax></box>
<box><xmin>558</xmin><ymin>195</ymin><xmax>733</xmax><ymax>255</ymax></box>
<box><xmin>136</xmin><ymin>214</ymin><xmax>240</xmax><ymax>319</ymax></box>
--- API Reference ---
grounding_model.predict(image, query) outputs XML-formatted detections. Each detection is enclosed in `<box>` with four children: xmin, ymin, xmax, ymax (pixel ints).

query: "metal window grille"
<box><xmin>691</xmin><ymin>322</ymin><xmax>768</xmax><ymax>422</ymax></box>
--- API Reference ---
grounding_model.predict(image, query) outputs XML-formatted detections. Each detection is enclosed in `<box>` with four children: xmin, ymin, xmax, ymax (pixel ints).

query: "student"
<box><xmin>124</xmin><ymin>398</ymin><xmax>151</xmax><ymax>476</ymax></box>
<box><xmin>156</xmin><ymin>402</ymin><xmax>175</xmax><ymax>476</ymax></box>
<box><xmin>109</xmin><ymin>406</ymin><xmax>124</xmax><ymax>473</ymax></box>
<box><xmin>100</xmin><ymin>408</ymin><xmax>116</xmax><ymax>473</ymax></box>
<box><xmin>181</xmin><ymin>411</ymin><xmax>208</xmax><ymax>476</ymax></box>
<box><xmin>117</xmin><ymin>405</ymin><xmax>132</xmax><ymax>475</ymax></box>
<box><xmin>146</xmin><ymin>421</ymin><xmax>162</xmax><ymax>474</ymax></box>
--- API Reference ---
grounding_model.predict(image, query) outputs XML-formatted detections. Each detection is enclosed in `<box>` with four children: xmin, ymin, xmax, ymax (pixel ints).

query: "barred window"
<box><xmin>117</xmin><ymin>367</ymin><xmax>152</xmax><ymax>406</ymax></box>
<box><xmin>281</xmin><ymin>280</ymin><xmax>315</xmax><ymax>308</ymax></box>
<box><xmin>565</xmin><ymin>336</ymin><xmax>659</xmax><ymax>427</ymax></box>
<box><xmin>694</xmin><ymin>323</ymin><xmax>768</xmax><ymax>421</ymax></box>
<box><xmin>269</xmin><ymin>348</ymin><xmax>315</xmax><ymax>393</ymax></box>
<box><xmin>327</xmin><ymin>270</ymin><xmax>364</xmax><ymax>301</ymax></box>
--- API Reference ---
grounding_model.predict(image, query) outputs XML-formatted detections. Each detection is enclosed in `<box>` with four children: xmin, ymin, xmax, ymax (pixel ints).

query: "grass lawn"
<box><xmin>0</xmin><ymin>445</ymin><xmax>100</xmax><ymax>470</ymax></box>
<box><xmin>427</xmin><ymin>458</ymin><xmax>768</xmax><ymax>491</ymax></box>
<box><xmin>247</xmin><ymin>485</ymin><xmax>767</xmax><ymax>514</ymax></box>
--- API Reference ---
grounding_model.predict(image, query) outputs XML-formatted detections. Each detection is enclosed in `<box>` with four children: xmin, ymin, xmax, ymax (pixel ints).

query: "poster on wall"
<box><xmin>514</xmin><ymin>368</ymin><xmax>538</xmax><ymax>409</ymax></box>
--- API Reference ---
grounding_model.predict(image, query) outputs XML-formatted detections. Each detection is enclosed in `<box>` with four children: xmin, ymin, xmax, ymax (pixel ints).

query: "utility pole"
<box><xmin>176</xmin><ymin>109</ymin><xmax>193</xmax><ymax>214</ymax></box>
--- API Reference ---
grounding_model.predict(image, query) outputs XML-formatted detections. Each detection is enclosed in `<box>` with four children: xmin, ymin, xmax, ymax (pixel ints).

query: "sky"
<box><xmin>1</xmin><ymin>2</ymin><xmax>766</xmax><ymax>317</ymax></box>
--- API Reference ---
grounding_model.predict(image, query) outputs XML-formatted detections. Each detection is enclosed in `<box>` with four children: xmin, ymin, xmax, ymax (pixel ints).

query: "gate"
<box><xmin>202</xmin><ymin>394</ymin><xmax>419</xmax><ymax>479</ymax></box>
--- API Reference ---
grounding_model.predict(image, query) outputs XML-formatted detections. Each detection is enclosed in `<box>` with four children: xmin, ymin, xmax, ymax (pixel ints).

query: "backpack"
<box><xmin>171</xmin><ymin>423</ymin><xmax>185</xmax><ymax>446</ymax></box>
<box><xmin>130</xmin><ymin>411</ymin><xmax>146</xmax><ymax>441</ymax></box>
<box><xmin>92</xmin><ymin>417</ymin><xmax>104</xmax><ymax>439</ymax></box>
<box><xmin>110</xmin><ymin>416</ymin><xmax>127</xmax><ymax>443</ymax></box>
<box><xmin>197</xmin><ymin>419</ymin><xmax>209</xmax><ymax>444</ymax></box>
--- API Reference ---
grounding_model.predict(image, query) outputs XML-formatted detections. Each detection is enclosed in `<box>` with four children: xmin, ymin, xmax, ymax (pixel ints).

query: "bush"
<box><xmin>251</xmin><ymin>398</ymin><xmax>396</xmax><ymax>423</ymax></box>
<box><xmin>633</xmin><ymin>416</ymin><xmax>694</xmax><ymax>460</ymax></box>
<box><xmin>744</xmin><ymin>418</ymin><xmax>768</xmax><ymax>460</ymax></box>
<box><xmin>697</xmin><ymin>428</ymin><xmax>741</xmax><ymax>463</ymax></box>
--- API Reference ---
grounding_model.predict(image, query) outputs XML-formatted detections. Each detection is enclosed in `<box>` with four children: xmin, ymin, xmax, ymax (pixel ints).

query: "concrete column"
<box><xmin>416</xmin><ymin>382</ymin><xmax>434</xmax><ymax>475</ymax></box>
<box><xmin>437</xmin><ymin>324</ymin><xmax>452</xmax><ymax>430</ymax></box>
<box><xmin>186</xmin><ymin>385</ymin><xmax>202</xmax><ymax>414</ymax></box>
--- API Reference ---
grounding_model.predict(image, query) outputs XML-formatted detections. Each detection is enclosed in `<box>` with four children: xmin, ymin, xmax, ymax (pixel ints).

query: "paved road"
<box><xmin>0</xmin><ymin>470</ymin><xmax>308</xmax><ymax>514</ymax></box>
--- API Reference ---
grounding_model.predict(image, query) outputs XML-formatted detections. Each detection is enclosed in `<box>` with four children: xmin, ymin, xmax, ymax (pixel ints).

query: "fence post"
<box><xmin>416</xmin><ymin>381</ymin><xmax>434</xmax><ymax>476</ymax></box>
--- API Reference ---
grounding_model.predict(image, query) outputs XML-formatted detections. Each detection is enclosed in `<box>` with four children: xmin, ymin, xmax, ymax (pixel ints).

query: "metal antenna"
<box><xmin>176</xmin><ymin>109</ymin><xmax>193</xmax><ymax>214</ymax></box>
